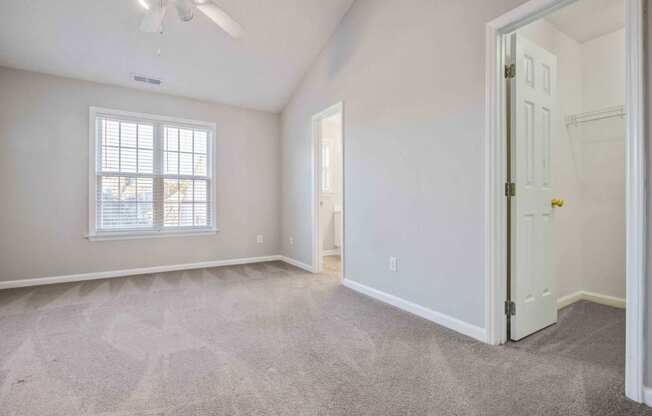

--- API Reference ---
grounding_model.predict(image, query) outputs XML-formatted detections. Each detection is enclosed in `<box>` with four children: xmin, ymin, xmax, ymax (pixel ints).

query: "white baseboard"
<box><xmin>557</xmin><ymin>290</ymin><xmax>626</xmax><ymax>310</ymax></box>
<box><xmin>0</xmin><ymin>255</ymin><xmax>283</xmax><ymax>290</ymax></box>
<box><xmin>557</xmin><ymin>291</ymin><xmax>584</xmax><ymax>309</ymax></box>
<box><xmin>342</xmin><ymin>278</ymin><xmax>486</xmax><ymax>342</ymax></box>
<box><xmin>279</xmin><ymin>256</ymin><xmax>315</xmax><ymax>273</ymax></box>
<box><xmin>643</xmin><ymin>386</ymin><xmax>652</xmax><ymax>407</ymax></box>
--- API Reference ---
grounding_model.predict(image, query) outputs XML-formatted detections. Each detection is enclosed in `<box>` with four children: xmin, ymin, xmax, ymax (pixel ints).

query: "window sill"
<box><xmin>87</xmin><ymin>228</ymin><xmax>219</xmax><ymax>242</ymax></box>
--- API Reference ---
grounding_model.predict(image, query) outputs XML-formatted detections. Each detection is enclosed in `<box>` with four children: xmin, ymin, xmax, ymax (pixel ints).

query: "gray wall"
<box><xmin>281</xmin><ymin>0</ymin><xmax>530</xmax><ymax>328</ymax></box>
<box><xmin>0</xmin><ymin>67</ymin><xmax>281</xmax><ymax>282</ymax></box>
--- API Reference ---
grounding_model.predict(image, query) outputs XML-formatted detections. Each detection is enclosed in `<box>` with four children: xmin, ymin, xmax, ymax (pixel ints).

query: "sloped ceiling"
<box><xmin>0</xmin><ymin>0</ymin><xmax>355</xmax><ymax>112</ymax></box>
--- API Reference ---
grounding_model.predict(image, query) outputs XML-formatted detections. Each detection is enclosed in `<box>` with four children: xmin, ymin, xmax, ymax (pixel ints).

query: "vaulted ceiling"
<box><xmin>0</xmin><ymin>0</ymin><xmax>355</xmax><ymax>112</ymax></box>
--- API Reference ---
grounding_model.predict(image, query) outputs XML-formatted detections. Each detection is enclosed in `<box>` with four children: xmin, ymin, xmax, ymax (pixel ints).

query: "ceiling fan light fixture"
<box><xmin>175</xmin><ymin>0</ymin><xmax>194</xmax><ymax>22</ymax></box>
<box><xmin>137</xmin><ymin>0</ymin><xmax>150</xmax><ymax>10</ymax></box>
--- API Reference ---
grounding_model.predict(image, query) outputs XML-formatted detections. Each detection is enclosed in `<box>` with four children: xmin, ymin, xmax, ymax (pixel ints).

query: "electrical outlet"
<box><xmin>257</xmin><ymin>235</ymin><xmax>264</xmax><ymax>244</ymax></box>
<box><xmin>389</xmin><ymin>256</ymin><xmax>398</xmax><ymax>272</ymax></box>
<box><xmin>289</xmin><ymin>237</ymin><xmax>294</xmax><ymax>246</ymax></box>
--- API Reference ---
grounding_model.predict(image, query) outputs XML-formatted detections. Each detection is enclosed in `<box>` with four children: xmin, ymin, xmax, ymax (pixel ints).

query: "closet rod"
<box><xmin>565</xmin><ymin>105</ymin><xmax>625</xmax><ymax>127</ymax></box>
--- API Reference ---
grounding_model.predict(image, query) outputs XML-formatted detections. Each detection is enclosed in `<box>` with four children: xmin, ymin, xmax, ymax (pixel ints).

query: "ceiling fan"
<box><xmin>138</xmin><ymin>0</ymin><xmax>244</xmax><ymax>38</ymax></box>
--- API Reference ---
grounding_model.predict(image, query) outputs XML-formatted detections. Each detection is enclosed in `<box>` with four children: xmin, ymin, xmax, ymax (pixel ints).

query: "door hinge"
<box><xmin>505</xmin><ymin>63</ymin><xmax>516</xmax><ymax>79</ymax></box>
<box><xmin>505</xmin><ymin>301</ymin><xmax>516</xmax><ymax>316</ymax></box>
<box><xmin>504</xmin><ymin>182</ymin><xmax>516</xmax><ymax>197</ymax></box>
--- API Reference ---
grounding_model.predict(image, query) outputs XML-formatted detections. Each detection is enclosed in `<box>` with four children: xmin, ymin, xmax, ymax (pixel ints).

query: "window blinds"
<box><xmin>94</xmin><ymin>113</ymin><xmax>213</xmax><ymax>235</ymax></box>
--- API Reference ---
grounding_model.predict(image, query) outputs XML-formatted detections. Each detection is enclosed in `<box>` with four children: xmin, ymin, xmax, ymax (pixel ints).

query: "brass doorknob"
<box><xmin>551</xmin><ymin>198</ymin><xmax>565</xmax><ymax>208</ymax></box>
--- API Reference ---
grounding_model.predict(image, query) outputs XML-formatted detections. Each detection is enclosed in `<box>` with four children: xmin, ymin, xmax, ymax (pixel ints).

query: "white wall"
<box><xmin>281</xmin><ymin>0</ymin><xmax>531</xmax><ymax>329</ymax></box>
<box><xmin>0</xmin><ymin>67</ymin><xmax>281</xmax><ymax>283</ymax></box>
<box><xmin>579</xmin><ymin>29</ymin><xmax>626</xmax><ymax>300</ymax></box>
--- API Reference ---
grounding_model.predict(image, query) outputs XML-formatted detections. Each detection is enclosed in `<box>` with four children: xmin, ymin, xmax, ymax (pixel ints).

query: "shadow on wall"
<box><xmin>325</xmin><ymin>0</ymin><xmax>386</xmax><ymax>78</ymax></box>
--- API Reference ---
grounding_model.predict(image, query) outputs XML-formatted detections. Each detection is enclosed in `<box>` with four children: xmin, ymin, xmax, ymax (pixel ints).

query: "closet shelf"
<box><xmin>565</xmin><ymin>105</ymin><xmax>625</xmax><ymax>127</ymax></box>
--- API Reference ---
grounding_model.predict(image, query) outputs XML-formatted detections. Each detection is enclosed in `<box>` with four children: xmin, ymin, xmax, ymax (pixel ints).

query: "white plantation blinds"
<box><xmin>92</xmin><ymin>109</ymin><xmax>214</xmax><ymax>237</ymax></box>
<box><xmin>162</xmin><ymin>126</ymin><xmax>209</xmax><ymax>227</ymax></box>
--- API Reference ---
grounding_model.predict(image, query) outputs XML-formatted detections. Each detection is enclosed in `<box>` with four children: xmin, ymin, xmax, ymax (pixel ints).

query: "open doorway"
<box><xmin>507</xmin><ymin>0</ymin><xmax>626</xmax><ymax>341</ymax></box>
<box><xmin>312</xmin><ymin>103</ymin><xmax>344</xmax><ymax>278</ymax></box>
<box><xmin>485</xmin><ymin>0</ymin><xmax>646</xmax><ymax>403</ymax></box>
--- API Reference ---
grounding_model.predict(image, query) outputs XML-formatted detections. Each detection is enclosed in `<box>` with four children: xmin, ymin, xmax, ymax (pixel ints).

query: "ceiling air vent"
<box><xmin>132</xmin><ymin>74</ymin><xmax>162</xmax><ymax>86</ymax></box>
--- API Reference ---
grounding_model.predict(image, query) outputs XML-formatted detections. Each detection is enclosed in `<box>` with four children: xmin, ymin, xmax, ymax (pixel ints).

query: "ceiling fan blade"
<box><xmin>195</xmin><ymin>2</ymin><xmax>244</xmax><ymax>38</ymax></box>
<box><xmin>140</xmin><ymin>3</ymin><xmax>168</xmax><ymax>33</ymax></box>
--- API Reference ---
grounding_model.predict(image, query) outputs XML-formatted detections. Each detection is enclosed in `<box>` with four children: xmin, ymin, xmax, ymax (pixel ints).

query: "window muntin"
<box><xmin>91</xmin><ymin>109</ymin><xmax>215</xmax><ymax>238</ymax></box>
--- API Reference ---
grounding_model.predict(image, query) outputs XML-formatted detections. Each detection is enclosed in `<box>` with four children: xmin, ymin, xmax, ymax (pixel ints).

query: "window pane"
<box><xmin>120</xmin><ymin>148</ymin><xmax>137</xmax><ymax>173</ymax></box>
<box><xmin>194</xmin><ymin>154</ymin><xmax>207</xmax><ymax>176</ymax></box>
<box><xmin>101</xmin><ymin>201</ymin><xmax>122</xmax><ymax>228</ymax></box>
<box><xmin>102</xmin><ymin>146</ymin><xmax>119</xmax><ymax>171</ymax></box>
<box><xmin>121</xmin><ymin>122</ymin><xmax>137</xmax><ymax>148</ymax></box>
<box><xmin>166</xmin><ymin>128</ymin><xmax>179</xmax><ymax>151</ymax></box>
<box><xmin>100</xmin><ymin>201</ymin><xmax>152</xmax><ymax>229</ymax></box>
<box><xmin>100</xmin><ymin>176</ymin><xmax>119</xmax><ymax>201</ymax></box>
<box><xmin>105</xmin><ymin>120</ymin><xmax>120</xmax><ymax>147</ymax></box>
<box><xmin>180</xmin><ymin>129</ymin><xmax>193</xmax><ymax>152</ymax></box>
<box><xmin>194</xmin><ymin>180</ymin><xmax>207</xmax><ymax>202</ymax></box>
<box><xmin>194</xmin><ymin>203</ymin><xmax>208</xmax><ymax>226</ymax></box>
<box><xmin>137</xmin><ymin>178</ymin><xmax>153</xmax><ymax>202</ymax></box>
<box><xmin>138</xmin><ymin>124</ymin><xmax>153</xmax><ymax>149</ymax></box>
<box><xmin>179</xmin><ymin>153</ymin><xmax>193</xmax><ymax>175</ymax></box>
<box><xmin>136</xmin><ymin>203</ymin><xmax>154</xmax><ymax>226</ymax></box>
<box><xmin>164</xmin><ymin>203</ymin><xmax>179</xmax><ymax>226</ymax></box>
<box><xmin>164</xmin><ymin>151</ymin><xmax>178</xmax><ymax>175</ymax></box>
<box><xmin>322</xmin><ymin>143</ymin><xmax>330</xmax><ymax>167</ymax></box>
<box><xmin>120</xmin><ymin>177</ymin><xmax>137</xmax><ymax>201</ymax></box>
<box><xmin>138</xmin><ymin>149</ymin><xmax>153</xmax><ymax>174</ymax></box>
<box><xmin>164</xmin><ymin>179</ymin><xmax>179</xmax><ymax>202</ymax></box>
<box><xmin>179</xmin><ymin>203</ymin><xmax>193</xmax><ymax>226</ymax></box>
<box><xmin>194</xmin><ymin>131</ymin><xmax>207</xmax><ymax>154</ymax></box>
<box><xmin>179</xmin><ymin>180</ymin><xmax>193</xmax><ymax>202</ymax></box>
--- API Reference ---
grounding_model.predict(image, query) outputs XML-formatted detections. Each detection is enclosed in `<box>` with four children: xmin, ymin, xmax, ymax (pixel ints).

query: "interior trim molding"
<box><xmin>279</xmin><ymin>256</ymin><xmax>315</xmax><ymax>273</ymax></box>
<box><xmin>311</xmin><ymin>102</ymin><xmax>345</xmax><ymax>277</ymax></box>
<box><xmin>484</xmin><ymin>0</ymin><xmax>646</xmax><ymax>403</ymax></box>
<box><xmin>557</xmin><ymin>291</ymin><xmax>626</xmax><ymax>310</ymax></box>
<box><xmin>0</xmin><ymin>255</ymin><xmax>283</xmax><ymax>290</ymax></box>
<box><xmin>643</xmin><ymin>386</ymin><xmax>652</xmax><ymax>407</ymax></box>
<box><xmin>342</xmin><ymin>278</ymin><xmax>486</xmax><ymax>342</ymax></box>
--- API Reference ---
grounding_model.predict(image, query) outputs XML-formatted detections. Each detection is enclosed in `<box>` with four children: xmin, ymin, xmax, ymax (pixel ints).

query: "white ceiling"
<box><xmin>0</xmin><ymin>0</ymin><xmax>355</xmax><ymax>112</ymax></box>
<box><xmin>545</xmin><ymin>0</ymin><xmax>624</xmax><ymax>43</ymax></box>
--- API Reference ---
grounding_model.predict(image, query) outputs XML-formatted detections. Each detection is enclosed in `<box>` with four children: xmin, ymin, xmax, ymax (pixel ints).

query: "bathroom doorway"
<box><xmin>312</xmin><ymin>103</ymin><xmax>344</xmax><ymax>278</ymax></box>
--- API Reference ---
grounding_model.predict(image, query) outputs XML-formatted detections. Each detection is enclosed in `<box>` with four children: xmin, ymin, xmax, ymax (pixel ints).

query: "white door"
<box><xmin>509</xmin><ymin>33</ymin><xmax>558</xmax><ymax>341</ymax></box>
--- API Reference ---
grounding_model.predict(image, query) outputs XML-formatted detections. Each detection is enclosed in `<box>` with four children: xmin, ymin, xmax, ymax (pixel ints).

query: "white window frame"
<box><xmin>87</xmin><ymin>107</ymin><xmax>218</xmax><ymax>241</ymax></box>
<box><xmin>321</xmin><ymin>140</ymin><xmax>333</xmax><ymax>194</ymax></box>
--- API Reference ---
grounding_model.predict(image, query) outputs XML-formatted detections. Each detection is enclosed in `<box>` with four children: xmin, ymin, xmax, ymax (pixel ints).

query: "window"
<box><xmin>321</xmin><ymin>141</ymin><xmax>332</xmax><ymax>193</ymax></box>
<box><xmin>89</xmin><ymin>107</ymin><xmax>216</xmax><ymax>240</ymax></box>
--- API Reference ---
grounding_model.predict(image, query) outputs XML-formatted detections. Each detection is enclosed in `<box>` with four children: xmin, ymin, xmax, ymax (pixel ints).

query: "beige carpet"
<box><xmin>0</xmin><ymin>261</ymin><xmax>649</xmax><ymax>415</ymax></box>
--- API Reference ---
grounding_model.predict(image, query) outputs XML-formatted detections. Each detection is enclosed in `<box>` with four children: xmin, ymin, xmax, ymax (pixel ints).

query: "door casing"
<box><xmin>483</xmin><ymin>0</ymin><xmax>647</xmax><ymax>403</ymax></box>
